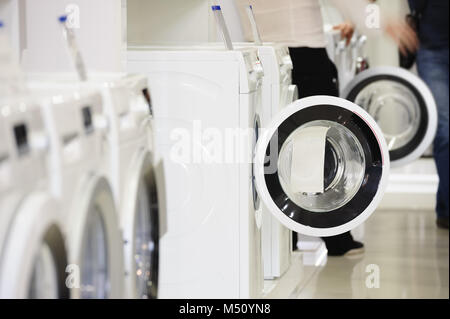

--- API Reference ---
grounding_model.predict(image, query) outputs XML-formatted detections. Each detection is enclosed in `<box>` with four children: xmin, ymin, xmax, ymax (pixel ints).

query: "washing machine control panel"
<box><xmin>122</xmin><ymin>74</ymin><xmax>152</xmax><ymax>133</ymax></box>
<box><xmin>275</xmin><ymin>46</ymin><xmax>293</xmax><ymax>85</ymax></box>
<box><xmin>243</xmin><ymin>50</ymin><xmax>264</xmax><ymax>92</ymax></box>
<box><xmin>0</xmin><ymin>99</ymin><xmax>47</xmax><ymax>190</ymax></box>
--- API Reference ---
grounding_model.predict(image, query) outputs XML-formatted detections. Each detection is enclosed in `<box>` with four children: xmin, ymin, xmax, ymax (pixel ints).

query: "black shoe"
<box><xmin>327</xmin><ymin>240</ymin><xmax>365</xmax><ymax>257</ymax></box>
<box><xmin>437</xmin><ymin>217</ymin><xmax>449</xmax><ymax>229</ymax></box>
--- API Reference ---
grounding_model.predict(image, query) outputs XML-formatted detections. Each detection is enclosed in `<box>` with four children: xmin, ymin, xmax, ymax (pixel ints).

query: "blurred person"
<box><xmin>408</xmin><ymin>0</ymin><xmax>449</xmax><ymax>229</ymax></box>
<box><xmin>238</xmin><ymin>0</ymin><xmax>418</xmax><ymax>256</ymax></box>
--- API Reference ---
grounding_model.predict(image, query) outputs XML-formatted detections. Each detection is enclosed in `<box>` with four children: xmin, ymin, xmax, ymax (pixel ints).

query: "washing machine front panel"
<box><xmin>255</xmin><ymin>96</ymin><xmax>389</xmax><ymax>237</ymax></box>
<box><xmin>342</xmin><ymin>66</ymin><xmax>437</xmax><ymax>167</ymax></box>
<box><xmin>0</xmin><ymin>194</ymin><xmax>69</xmax><ymax>299</ymax></box>
<box><xmin>121</xmin><ymin>150</ymin><xmax>160</xmax><ymax>299</ymax></box>
<box><xmin>134</xmin><ymin>175</ymin><xmax>159</xmax><ymax>299</ymax></box>
<box><xmin>80</xmin><ymin>205</ymin><xmax>109</xmax><ymax>299</ymax></box>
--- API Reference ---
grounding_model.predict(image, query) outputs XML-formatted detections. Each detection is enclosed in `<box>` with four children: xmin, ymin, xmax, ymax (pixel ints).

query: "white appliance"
<box><xmin>27</xmin><ymin>73</ymin><xmax>167</xmax><ymax>299</ymax></box>
<box><xmin>163</xmin><ymin>41</ymin><xmax>297</xmax><ymax>280</ymax></box>
<box><xmin>28</xmin><ymin>87</ymin><xmax>125</xmax><ymax>299</ymax></box>
<box><xmin>0</xmin><ymin>96</ymin><xmax>69</xmax><ymax>298</ymax></box>
<box><xmin>207</xmin><ymin>5</ymin><xmax>298</xmax><ymax>280</ymax></box>
<box><xmin>128</xmin><ymin>45</ymin><xmax>391</xmax><ymax>298</ymax></box>
<box><xmin>326</xmin><ymin>28</ymin><xmax>437</xmax><ymax>168</ymax></box>
<box><xmin>128</xmin><ymin>45</ymin><xmax>266</xmax><ymax>298</ymax></box>
<box><xmin>231</xmin><ymin>42</ymin><xmax>297</xmax><ymax>280</ymax></box>
<box><xmin>341</xmin><ymin>66</ymin><xmax>438</xmax><ymax>168</ymax></box>
<box><xmin>253</xmin><ymin>43</ymin><xmax>296</xmax><ymax>280</ymax></box>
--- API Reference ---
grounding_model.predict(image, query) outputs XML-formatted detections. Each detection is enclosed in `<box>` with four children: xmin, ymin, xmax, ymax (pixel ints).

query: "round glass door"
<box><xmin>80</xmin><ymin>207</ymin><xmax>109</xmax><ymax>299</ymax></box>
<box><xmin>343</xmin><ymin>66</ymin><xmax>437</xmax><ymax>167</ymax></box>
<box><xmin>278</xmin><ymin>120</ymin><xmax>366</xmax><ymax>213</ymax></box>
<box><xmin>254</xmin><ymin>96</ymin><xmax>389</xmax><ymax>237</ymax></box>
<box><xmin>134</xmin><ymin>178</ymin><xmax>159</xmax><ymax>299</ymax></box>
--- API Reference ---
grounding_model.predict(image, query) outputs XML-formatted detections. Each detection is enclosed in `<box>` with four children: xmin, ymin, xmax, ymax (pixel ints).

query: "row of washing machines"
<box><xmin>0</xmin><ymin>31</ymin><xmax>438</xmax><ymax>299</ymax></box>
<box><xmin>0</xmin><ymin>73</ymin><xmax>162</xmax><ymax>299</ymax></box>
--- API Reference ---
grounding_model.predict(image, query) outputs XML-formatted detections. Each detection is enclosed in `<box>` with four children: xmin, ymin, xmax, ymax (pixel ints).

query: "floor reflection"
<box><xmin>295</xmin><ymin>209</ymin><xmax>449</xmax><ymax>299</ymax></box>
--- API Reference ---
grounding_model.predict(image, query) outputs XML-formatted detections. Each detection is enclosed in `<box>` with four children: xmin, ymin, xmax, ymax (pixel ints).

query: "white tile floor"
<box><xmin>271</xmin><ymin>209</ymin><xmax>449</xmax><ymax>299</ymax></box>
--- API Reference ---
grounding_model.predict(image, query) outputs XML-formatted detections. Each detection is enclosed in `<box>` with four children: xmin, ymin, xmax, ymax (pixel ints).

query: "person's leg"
<box><xmin>288</xmin><ymin>47</ymin><xmax>362</xmax><ymax>254</ymax></box>
<box><xmin>417</xmin><ymin>48</ymin><xmax>449</xmax><ymax>227</ymax></box>
<box><xmin>289</xmin><ymin>47</ymin><xmax>339</xmax><ymax>98</ymax></box>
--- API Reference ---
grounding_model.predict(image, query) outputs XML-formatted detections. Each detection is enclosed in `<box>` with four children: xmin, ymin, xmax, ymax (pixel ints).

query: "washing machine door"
<box><xmin>254</xmin><ymin>96</ymin><xmax>390</xmax><ymax>237</ymax></box>
<box><xmin>342</xmin><ymin>66</ymin><xmax>437</xmax><ymax>167</ymax></box>
<box><xmin>0</xmin><ymin>193</ymin><xmax>69</xmax><ymax>299</ymax></box>
<box><xmin>69</xmin><ymin>176</ymin><xmax>123</xmax><ymax>299</ymax></box>
<box><xmin>122</xmin><ymin>151</ymin><xmax>161</xmax><ymax>299</ymax></box>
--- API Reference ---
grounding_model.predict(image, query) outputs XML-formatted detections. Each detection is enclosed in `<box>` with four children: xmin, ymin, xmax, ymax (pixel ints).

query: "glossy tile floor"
<box><xmin>293</xmin><ymin>209</ymin><xmax>449</xmax><ymax>299</ymax></box>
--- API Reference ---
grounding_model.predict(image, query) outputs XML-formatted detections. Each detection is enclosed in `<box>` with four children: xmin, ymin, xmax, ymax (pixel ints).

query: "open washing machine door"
<box><xmin>0</xmin><ymin>194</ymin><xmax>69</xmax><ymax>299</ymax></box>
<box><xmin>254</xmin><ymin>96</ymin><xmax>390</xmax><ymax>237</ymax></box>
<box><xmin>69</xmin><ymin>176</ymin><xmax>124</xmax><ymax>299</ymax></box>
<box><xmin>342</xmin><ymin>66</ymin><xmax>437</xmax><ymax>167</ymax></box>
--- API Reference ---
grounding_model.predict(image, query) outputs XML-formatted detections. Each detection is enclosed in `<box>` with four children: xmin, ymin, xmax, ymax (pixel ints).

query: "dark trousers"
<box><xmin>417</xmin><ymin>48</ymin><xmax>449</xmax><ymax>220</ymax></box>
<box><xmin>288</xmin><ymin>47</ymin><xmax>355</xmax><ymax>252</ymax></box>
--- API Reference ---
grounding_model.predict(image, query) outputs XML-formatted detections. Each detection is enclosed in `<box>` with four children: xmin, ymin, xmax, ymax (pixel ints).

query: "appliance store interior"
<box><xmin>0</xmin><ymin>0</ymin><xmax>448</xmax><ymax>300</ymax></box>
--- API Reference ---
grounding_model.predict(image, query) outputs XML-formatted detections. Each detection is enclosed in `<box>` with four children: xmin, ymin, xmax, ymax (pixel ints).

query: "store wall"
<box><xmin>20</xmin><ymin>0</ymin><xmax>123</xmax><ymax>73</ymax></box>
<box><xmin>0</xmin><ymin>0</ymin><xmax>26</xmax><ymax>61</ymax></box>
<box><xmin>217</xmin><ymin>0</ymin><xmax>246</xmax><ymax>42</ymax></box>
<box><xmin>127</xmin><ymin>0</ymin><xmax>217</xmax><ymax>45</ymax></box>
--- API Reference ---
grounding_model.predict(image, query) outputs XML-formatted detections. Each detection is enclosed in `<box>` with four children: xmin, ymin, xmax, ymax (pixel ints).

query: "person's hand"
<box><xmin>333</xmin><ymin>22</ymin><xmax>355</xmax><ymax>46</ymax></box>
<box><xmin>385</xmin><ymin>20</ymin><xmax>419</xmax><ymax>56</ymax></box>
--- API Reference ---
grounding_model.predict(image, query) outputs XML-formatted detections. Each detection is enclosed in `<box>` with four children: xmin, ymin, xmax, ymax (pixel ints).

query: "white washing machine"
<box><xmin>220</xmin><ymin>5</ymin><xmax>298</xmax><ymax>279</ymax></box>
<box><xmin>160</xmin><ymin>41</ymin><xmax>297</xmax><ymax>279</ymax></box>
<box><xmin>230</xmin><ymin>42</ymin><xmax>297</xmax><ymax>280</ymax></box>
<box><xmin>27</xmin><ymin>87</ymin><xmax>125</xmax><ymax>299</ymax></box>
<box><xmin>0</xmin><ymin>96</ymin><xmax>69</xmax><ymax>298</ymax></box>
<box><xmin>27</xmin><ymin>73</ymin><xmax>167</xmax><ymax>299</ymax></box>
<box><xmin>128</xmin><ymin>45</ymin><xmax>266</xmax><ymax>298</ymax></box>
<box><xmin>341</xmin><ymin>66</ymin><xmax>438</xmax><ymax>167</ymax></box>
<box><xmin>128</xmin><ymin>46</ymin><xmax>390</xmax><ymax>298</ymax></box>
<box><xmin>252</xmin><ymin>43</ymin><xmax>297</xmax><ymax>280</ymax></box>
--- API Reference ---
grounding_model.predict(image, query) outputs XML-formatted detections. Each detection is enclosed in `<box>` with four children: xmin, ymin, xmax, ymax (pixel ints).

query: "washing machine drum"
<box><xmin>254</xmin><ymin>96</ymin><xmax>390</xmax><ymax>237</ymax></box>
<box><xmin>342</xmin><ymin>66</ymin><xmax>437</xmax><ymax>167</ymax></box>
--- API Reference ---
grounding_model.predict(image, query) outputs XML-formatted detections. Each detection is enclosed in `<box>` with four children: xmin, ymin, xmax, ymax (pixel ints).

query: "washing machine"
<box><xmin>341</xmin><ymin>66</ymin><xmax>438</xmax><ymax>167</ymax></box>
<box><xmin>164</xmin><ymin>41</ymin><xmax>296</xmax><ymax>279</ymax></box>
<box><xmin>128</xmin><ymin>45</ymin><xmax>266</xmax><ymax>298</ymax></box>
<box><xmin>27</xmin><ymin>87</ymin><xmax>125</xmax><ymax>299</ymax></box>
<box><xmin>222</xmin><ymin>4</ymin><xmax>298</xmax><ymax>279</ymax></box>
<box><xmin>27</xmin><ymin>73</ymin><xmax>166</xmax><ymax>299</ymax></box>
<box><xmin>252</xmin><ymin>43</ymin><xmax>297</xmax><ymax>280</ymax></box>
<box><xmin>128</xmin><ymin>44</ymin><xmax>390</xmax><ymax>297</ymax></box>
<box><xmin>0</xmin><ymin>96</ymin><xmax>69</xmax><ymax>298</ymax></box>
<box><xmin>230</xmin><ymin>42</ymin><xmax>297</xmax><ymax>280</ymax></box>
